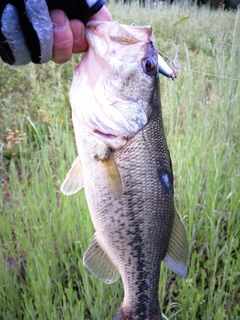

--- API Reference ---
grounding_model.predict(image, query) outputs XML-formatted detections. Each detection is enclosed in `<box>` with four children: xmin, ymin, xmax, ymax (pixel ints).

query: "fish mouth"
<box><xmin>86</xmin><ymin>21</ymin><xmax>174</xmax><ymax>79</ymax></box>
<box><xmin>86</xmin><ymin>20</ymin><xmax>152</xmax><ymax>44</ymax></box>
<box><xmin>121</xmin><ymin>23</ymin><xmax>152</xmax><ymax>40</ymax></box>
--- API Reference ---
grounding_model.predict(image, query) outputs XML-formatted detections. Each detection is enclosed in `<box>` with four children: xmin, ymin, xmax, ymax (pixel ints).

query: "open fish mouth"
<box><xmin>86</xmin><ymin>20</ymin><xmax>174</xmax><ymax>79</ymax></box>
<box><xmin>85</xmin><ymin>20</ymin><xmax>154</xmax><ymax>67</ymax></box>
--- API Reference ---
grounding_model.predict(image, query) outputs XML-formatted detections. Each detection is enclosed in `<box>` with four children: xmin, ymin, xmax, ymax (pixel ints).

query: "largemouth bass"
<box><xmin>61</xmin><ymin>21</ymin><xmax>189</xmax><ymax>320</ymax></box>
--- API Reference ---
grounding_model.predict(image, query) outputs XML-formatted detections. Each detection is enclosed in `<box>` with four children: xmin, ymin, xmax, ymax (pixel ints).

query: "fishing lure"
<box><xmin>158</xmin><ymin>47</ymin><xmax>180</xmax><ymax>80</ymax></box>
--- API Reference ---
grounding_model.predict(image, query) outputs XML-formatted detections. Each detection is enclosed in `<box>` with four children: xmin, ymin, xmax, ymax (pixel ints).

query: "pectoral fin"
<box><xmin>60</xmin><ymin>156</ymin><xmax>83</xmax><ymax>196</ymax></box>
<box><xmin>83</xmin><ymin>234</ymin><xmax>120</xmax><ymax>284</ymax></box>
<box><xmin>163</xmin><ymin>212</ymin><xmax>189</xmax><ymax>277</ymax></box>
<box><xmin>100</xmin><ymin>152</ymin><xmax>122</xmax><ymax>199</ymax></box>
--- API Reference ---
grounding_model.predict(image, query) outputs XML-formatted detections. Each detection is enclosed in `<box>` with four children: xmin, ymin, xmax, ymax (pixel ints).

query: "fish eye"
<box><xmin>143</xmin><ymin>58</ymin><xmax>156</xmax><ymax>73</ymax></box>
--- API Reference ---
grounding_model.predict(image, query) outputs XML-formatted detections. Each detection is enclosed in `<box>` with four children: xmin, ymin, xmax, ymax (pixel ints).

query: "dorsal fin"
<box><xmin>83</xmin><ymin>234</ymin><xmax>120</xmax><ymax>284</ymax></box>
<box><xmin>163</xmin><ymin>212</ymin><xmax>189</xmax><ymax>277</ymax></box>
<box><xmin>60</xmin><ymin>156</ymin><xmax>83</xmax><ymax>196</ymax></box>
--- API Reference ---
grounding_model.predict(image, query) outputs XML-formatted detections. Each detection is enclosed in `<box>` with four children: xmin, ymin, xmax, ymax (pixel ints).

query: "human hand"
<box><xmin>51</xmin><ymin>5</ymin><xmax>112</xmax><ymax>64</ymax></box>
<box><xmin>0</xmin><ymin>1</ymin><xmax>111</xmax><ymax>66</ymax></box>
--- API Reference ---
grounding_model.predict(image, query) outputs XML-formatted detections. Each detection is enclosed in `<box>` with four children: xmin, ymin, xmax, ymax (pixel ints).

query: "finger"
<box><xmin>89</xmin><ymin>5</ymin><xmax>112</xmax><ymax>22</ymax></box>
<box><xmin>69</xmin><ymin>19</ymin><xmax>88</xmax><ymax>54</ymax></box>
<box><xmin>50</xmin><ymin>9</ymin><xmax>73</xmax><ymax>64</ymax></box>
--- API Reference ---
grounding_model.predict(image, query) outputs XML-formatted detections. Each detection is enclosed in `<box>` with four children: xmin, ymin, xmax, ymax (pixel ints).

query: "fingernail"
<box><xmin>51</xmin><ymin>10</ymin><xmax>67</xmax><ymax>31</ymax></box>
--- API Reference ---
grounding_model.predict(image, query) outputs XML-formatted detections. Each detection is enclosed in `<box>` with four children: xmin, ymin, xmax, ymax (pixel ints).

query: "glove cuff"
<box><xmin>1</xmin><ymin>4</ymin><xmax>31</xmax><ymax>65</ymax></box>
<box><xmin>1</xmin><ymin>0</ymin><xmax>53</xmax><ymax>65</ymax></box>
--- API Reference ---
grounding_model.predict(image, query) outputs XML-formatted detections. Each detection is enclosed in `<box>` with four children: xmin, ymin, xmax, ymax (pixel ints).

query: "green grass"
<box><xmin>0</xmin><ymin>4</ymin><xmax>239</xmax><ymax>319</ymax></box>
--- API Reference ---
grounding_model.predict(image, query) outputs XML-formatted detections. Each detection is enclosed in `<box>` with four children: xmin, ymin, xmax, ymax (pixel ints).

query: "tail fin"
<box><xmin>113</xmin><ymin>306</ymin><xmax>162</xmax><ymax>320</ymax></box>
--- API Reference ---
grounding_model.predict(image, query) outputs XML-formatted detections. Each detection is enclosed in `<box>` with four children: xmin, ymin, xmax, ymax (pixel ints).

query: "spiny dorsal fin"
<box><xmin>100</xmin><ymin>151</ymin><xmax>122</xmax><ymax>199</ymax></box>
<box><xmin>60</xmin><ymin>156</ymin><xmax>83</xmax><ymax>196</ymax></box>
<box><xmin>163</xmin><ymin>212</ymin><xmax>189</xmax><ymax>277</ymax></box>
<box><xmin>83</xmin><ymin>234</ymin><xmax>120</xmax><ymax>284</ymax></box>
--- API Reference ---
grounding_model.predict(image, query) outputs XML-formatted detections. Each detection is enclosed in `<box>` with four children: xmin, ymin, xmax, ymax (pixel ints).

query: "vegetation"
<box><xmin>0</xmin><ymin>4</ymin><xmax>239</xmax><ymax>319</ymax></box>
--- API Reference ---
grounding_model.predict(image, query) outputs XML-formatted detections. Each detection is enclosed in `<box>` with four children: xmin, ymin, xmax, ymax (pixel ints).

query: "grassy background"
<box><xmin>0</xmin><ymin>4</ymin><xmax>239</xmax><ymax>319</ymax></box>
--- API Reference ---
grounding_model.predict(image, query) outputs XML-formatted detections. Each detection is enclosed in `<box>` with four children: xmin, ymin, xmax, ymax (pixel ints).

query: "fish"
<box><xmin>61</xmin><ymin>20</ymin><xmax>189</xmax><ymax>320</ymax></box>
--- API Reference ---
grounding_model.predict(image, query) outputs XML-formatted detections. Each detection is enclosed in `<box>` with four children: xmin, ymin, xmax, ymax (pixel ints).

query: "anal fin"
<box><xmin>83</xmin><ymin>234</ymin><xmax>120</xmax><ymax>284</ymax></box>
<box><xmin>60</xmin><ymin>156</ymin><xmax>83</xmax><ymax>196</ymax></box>
<box><xmin>100</xmin><ymin>151</ymin><xmax>122</xmax><ymax>199</ymax></box>
<box><xmin>163</xmin><ymin>211</ymin><xmax>189</xmax><ymax>277</ymax></box>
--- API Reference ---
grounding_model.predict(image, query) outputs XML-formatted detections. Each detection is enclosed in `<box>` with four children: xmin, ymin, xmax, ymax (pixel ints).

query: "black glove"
<box><xmin>0</xmin><ymin>0</ymin><xmax>105</xmax><ymax>65</ymax></box>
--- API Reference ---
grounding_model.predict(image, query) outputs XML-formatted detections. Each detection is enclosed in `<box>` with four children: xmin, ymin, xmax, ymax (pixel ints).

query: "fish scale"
<box><xmin>61</xmin><ymin>20</ymin><xmax>189</xmax><ymax>320</ymax></box>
